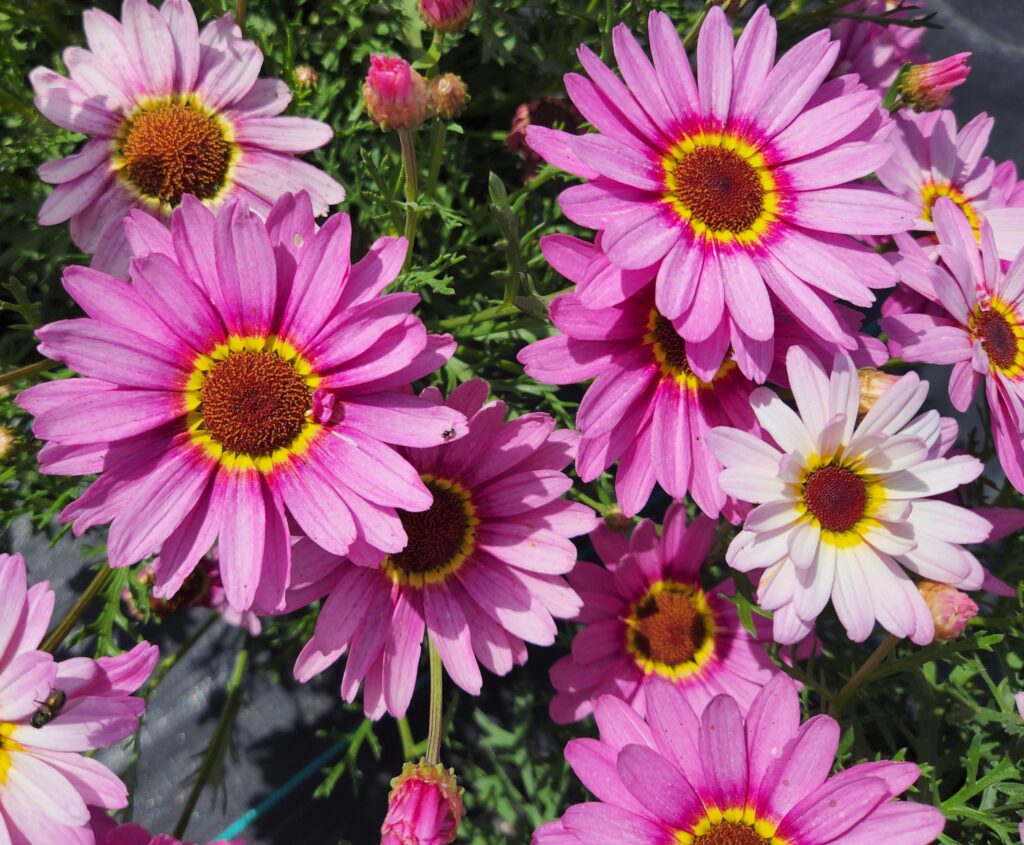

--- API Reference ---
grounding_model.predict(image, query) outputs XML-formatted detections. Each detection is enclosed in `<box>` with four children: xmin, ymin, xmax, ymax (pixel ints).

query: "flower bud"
<box><xmin>857</xmin><ymin>367</ymin><xmax>899</xmax><ymax>416</ymax></box>
<box><xmin>428</xmin><ymin>73</ymin><xmax>469</xmax><ymax>119</ymax></box>
<box><xmin>364</xmin><ymin>55</ymin><xmax>429</xmax><ymax>132</ymax></box>
<box><xmin>0</xmin><ymin>426</ymin><xmax>15</xmax><ymax>463</ymax></box>
<box><xmin>419</xmin><ymin>0</ymin><xmax>473</xmax><ymax>33</ymax></box>
<box><xmin>918</xmin><ymin>581</ymin><xmax>978</xmax><ymax>641</ymax></box>
<box><xmin>292</xmin><ymin>65</ymin><xmax>320</xmax><ymax>90</ymax></box>
<box><xmin>898</xmin><ymin>53</ymin><xmax>971</xmax><ymax>112</ymax></box>
<box><xmin>381</xmin><ymin>759</ymin><xmax>463</xmax><ymax>845</ymax></box>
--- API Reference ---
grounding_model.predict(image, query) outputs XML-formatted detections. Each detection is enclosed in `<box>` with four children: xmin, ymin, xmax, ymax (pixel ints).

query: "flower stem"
<box><xmin>173</xmin><ymin>639</ymin><xmax>250</xmax><ymax>840</ymax></box>
<box><xmin>40</xmin><ymin>565</ymin><xmax>116</xmax><ymax>654</ymax></box>
<box><xmin>830</xmin><ymin>634</ymin><xmax>899</xmax><ymax>715</ymax></box>
<box><xmin>681</xmin><ymin>4</ymin><xmax>712</xmax><ymax>50</ymax></box>
<box><xmin>424</xmin><ymin>119</ymin><xmax>448</xmax><ymax>202</ymax></box>
<box><xmin>235</xmin><ymin>0</ymin><xmax>247</xmax><ymax>32</ymax></box>
<box><xmin>397</xmin><ymin>716</ymin><xmax>417</xmax><ymax>761</ymax></box>
<box><xmin>398</xmin><ymin>128</ymin><xmax>420</xmax><ymax>271</ymax></box>
<box><xmin>436</xmin><ymin>286</ymin><xmax>572</xmax><ymax>331</ymax></box>
<box><xmin>0</xmin><ymin>359</ymin><xmax>58</xmax><ymax>388</ymax></box>
<box><xmin>425</xmin><ymin>638</ymin><xmax>443</xmax><ymax>765</ymax></box>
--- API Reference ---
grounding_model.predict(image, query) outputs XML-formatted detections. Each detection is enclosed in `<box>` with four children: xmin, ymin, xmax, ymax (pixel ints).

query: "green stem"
<box><xmin>681</xmin><ymin>4</ymin><xmax>712</xmax><ymax>50</ymax></box>
<box><xmin>830</xmin><ymin>634</ymin><xmax>899</xmax><ymax>716</ymax></box>
<box><xmin>0</xmin><ymin>359</ymin><xmax>58</xmax><ymax>388</ymax></box>
<box><xmin>235</xmin><ymin>0</ymin><xmax>247</xmax><ymax>32</ymax></box>
<box><xmin>397</xmin><ymin>716</ymin><xmax>417</xmax><ymax>761</ymax></box>
<box><xmin>173</xmin><ymin>640</ymin><xmax>250</xmax><ymax>840</ymax></box>
<box><xmin>571</xmin><ymin>489</ymin><xmax>608</xmax><ymax>515</ymax></box>
<box><xmin>399</xmin><ymin>129</ymin><xmax>420</xmax><ymax>271</ymax></box>
<box><xmin>425</xmin><ymin>639</ymin><xmax>443</xmax><ymax>765</ymax></box>
<box><xmin>424</xmin><ymin>119</ymin><xmax>448</xmax><ymax>202</ymax></box>
<box><xmin>437</xmin><ymin>286</ymin><xmax>572</xmax><ymax>331</ymax></box>
<box><xmin>40</xmin><ymin>566</ymin><xmax>116</xmax><ymax>654</ymax></box>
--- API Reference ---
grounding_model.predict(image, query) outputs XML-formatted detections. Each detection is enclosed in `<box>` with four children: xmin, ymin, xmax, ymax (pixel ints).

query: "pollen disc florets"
<box><xmin>385</xmin><ymin>476</ymin><xmax>478</xmax><ymax>586</ymax></box>
<box><xmin>626</xmin><ymin>581</ymin><xmax>715</xmax><ymax>678</ymax></box>
<box><xmin>802</xmin><ymin>464</ymin><xmax>868</xmax><ymax>533</ymax></box>
<box><xmin>970</xmin><ymin>304</ymin><xmax>1023</xmax><ymax>374</ymax></box>
<box><xmin>692</xmin><ymin>821</ymin><xmax>773</xmax><ymax>845</ymax></box>
<box><xmin>118</xmin><ymin>99</ymin><xmax>234</xmax><ymax>206</ymax></box>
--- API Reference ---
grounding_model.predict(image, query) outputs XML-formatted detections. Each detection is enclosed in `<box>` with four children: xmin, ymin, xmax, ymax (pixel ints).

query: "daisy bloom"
<box><xmin>289</xmin><ymin>380</ymin><xmax>597</xmax><ymax>718</ymax></box>
<box><xmin>881</xmin><ymin>199</ymin><xmax>1024</xmax><ymax>493</ymax></box>
<box><xmin>708</xmin><ymin>346</ymin><xmax>990</xmax><ymax>645</ymax></box>
<box><xmin>876</xmin><ymin>109</ymin><xmax>1024</xmax><ymax>260</ymax></box>
<box><xmin>527</xmin><ymin>6</ymin><xmax>913</xmax><ymax>373</ymax></box>
<box><xmin>0</xmin><ymin>553</ymin><xmax>157</xmax><ymax>844</ymax></box>
<box><xmin>830</xmin><ymin>0</ymin><xmax>926</xmax><ymax>93</ymax></box>
<box><xmin>533</xmin><ymin>673</ymin><xmax>945</xmax><ymax>845</ymax></box>
<box><xmin>18</xmin><ymin>192</ymin><xmax>465</xmax><ymax>614</ymax></box>
<box><xmin>31</xmin><ymin>0</ymin><xmax>344</xmax><ymax>277</ymax></box>
<box><xmin>550</xmin><ymin>504</ymin><xmax>784</xmax><ymax>723</ymax></box>
<box><xmin>90</xmin><ymin>810</ymin><xmax>243</xmax><ymax>845</ymax></box>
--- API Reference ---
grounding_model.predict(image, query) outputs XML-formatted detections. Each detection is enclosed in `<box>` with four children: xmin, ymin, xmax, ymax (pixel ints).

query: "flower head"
<box><xmin>918</xmin><ymin>581</ymin><xmax>977</xmax><ymax>641</ymax></box>
<box><xmin>898</xmin><ymin>54</ymin><xmax>971</xmax><ymax>111</ymax></box>
<box><xmin>876</xmin><ymin>109</ymin><xmax>1024</xmax><ymax>260</ymax></box>
<box><xmin>830</xmin><ymin>0</ymin><xmax>926</xmax><ymax>93</ymax></box>
<box><xmin>881</xmin><ymin>199</ymin><xmax>1024</xmax><ymax>493</ymax></box>
<box><xmin>0</xmin><ymin>553</ymin><xmax>157</xmax><ymax>844</ymax></box>
<box><xmin>288</xmin><ymin>381</ymin><xmax>595</xmax><ymax>718</ymax></box>
<box><xmin>708</xmin><ymin>346</ymin><xmax>990</xmax><ymax>645</ymax></box>
<box><xmin>419</xmin><ymin>0</ymin><xmax>473</xmax><ymax>33</ymax></box>
<box><xmin>381</xmin><ymin>759</ymin><xmax>463</xmax><ymax>845</ymax></box>
<box><xmin>31</xmin><ymin>0</ymin><xmax>343</xmax><ymax>277</ymax></box>
<box><xmin>534</xmin><ymin>673</ymin><xmax>945</xmax><ymax>845</ymax></box>
<box><xmin>527</xmin><ymin>6</ymin><xmax>914</xmax><ymax>377</ymax></box>
<box><xmin>550</xmin><ymin>504</ymin><xmax>786</xmax><ymax>723</ymax></box>
<box><xmin>19</xmin><ymin>192</ymin><xmax>465</xmax><ymax>614</ymax></box>
<box><xmin>428</xmin><ymin>73</ymin><xmax>469</xmax><ymax>119</ymax></box>
<box><xmin>292</xmin><ymin>65</ymin><xmax>320</xmax><ymax>90</ymax></box>
<box><xmin>364</xmin><ymin>55</ymin><xmax>429</xmax><ymax>131</ymax></box>
<box><xmin>90</xmin><ymin>810</ymin><xmax>243</xmax><ymax>844</ymax></box>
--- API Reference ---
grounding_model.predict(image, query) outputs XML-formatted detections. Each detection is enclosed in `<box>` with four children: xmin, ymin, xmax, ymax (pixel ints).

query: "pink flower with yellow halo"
<box><xmin>527</xmin><ymin>6</ymin><xmax>915</xmax><ymax>377</ymax></box>
<box><xmin>550</xmin><ymin>504</ymin><xmax>785</xmax><ymax>724</ymax></box>
<box><xmin>18</xmin><ymin>192</ymin><xmax>465</xmax><ymax>614</ymax></box>
<box><xmin>0</xmin><ymin>553</ymin><xmax>157</xmax><ymax>845</ymax></box>
<box><xmin>31</xmin><ymin>0</ymin><xmax>344</xmax><ymax>277</ymax></box>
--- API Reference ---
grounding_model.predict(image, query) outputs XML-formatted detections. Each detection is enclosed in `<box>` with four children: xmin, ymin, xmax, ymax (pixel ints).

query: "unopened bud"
<box><xmin>603</xmin><ymin>508</ymin><xmax>632</xmax><ymax>533</ymax></box>
<box><xmin>919</xmin><ymin>580</ymin><xmax>978</xmax><ymax>641</ymax></box>
<box><xmin>428</xmin><ymin>73</ymin><xmax>469</xmax><ymax>119</ymax></box>
<box><xmin>898</xmin><ymin>53</ymin><xmax>971</xmax><ymax>112</ymax></box>
<box><xmin>857</xmin><ymin>367</ymin><xmax>900</xmax><ymax>416</ymax></box>
<box><xmin>363</xmin><ymin>55</ymin><xmax>429</xmax><ymax>132</ymax></box>
<box><xmin>419</xmin><ymin>0</ymin><xmax>473</xmax><ymax>32</ymax></box>
<box><xmin>0</xmin><ymin>426</ymin><xmax>15</xmax><ymax>463</ymax></box>
<box><xmin>381</xmin><ymin>759</ymin><xmax>463</xmax><ymax>845</ymax></box>
<box><xmin>292</xmin><ymin>65</ymin><xmax>320</xmax><ymax>90</ymax></box>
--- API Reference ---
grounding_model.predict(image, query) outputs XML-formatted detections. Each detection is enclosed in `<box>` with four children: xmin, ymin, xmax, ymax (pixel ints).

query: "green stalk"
<box><xmin>830</xmin><ymin>634</ymin><xmax>899</xmax><ymax>716</ymax></box>
<box><xmin>399</xmin><ymin>128</ymin><xmax>420</xmax><ymax>271</ymax></box>
<box><xmin>235</xmin><ymin>0</ymin><xmax>247</xmax><ymax>32</ymax></box>
<box><xmin>424</xmin><ymin>119</ymin><xmax>448</xmax><ymax>202</ymax></box>
<box><xmin>436</xmin><ymin>286</ymin><xmax>572</xmax><ymax>331</ymax></box>
<box><xmin>425</xmin><ymin>639</ymin><xmax>443</xmax><ymax>765</ymax></box>
<box><xmin>0</xmin><ymin>359</ymin><xmax>58</xmax><ymax>388</ymax></box>
<box><xmin>397</xmin><ymin>717</ymin><xmax>417</xmax><ymax>761</ymax></box>
<box><xmin>40</xmin><ymin>566</ymin><xmax>116</xmax><ymax>654</ymax></box>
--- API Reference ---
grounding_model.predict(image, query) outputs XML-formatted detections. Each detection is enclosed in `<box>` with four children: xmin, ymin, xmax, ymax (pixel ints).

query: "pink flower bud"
<box><xmin>363</xmin><ymin>55</ymin><xmax>429</xmax><ymax>131</ymax></box>
<box><xmin>419</xmin><ymin>0</ymin><xmax>473</xmax><ymax>32</ymax></box>
<box><xmin>918</xmin><ymin>581</ymin><xmax>978</xmax><ymax>641</ymax></box>
<box><xmin>381</xmin><ymin>759</ymin><xmax>463</xmax><ymax>845</ymax></box>
<box><xmin>899</xmin><ymin>53</ymin><xmax>971</xmax><ymax>111</ymax></box>
<box><xmin>857</xmin><ymin>367</ymin><xmax>899</xmax><ymax>416</ymax></box>
<box><xmin>428</xmin><ymin>73</ymin><xmax>469</xmax><ymax>119</ymax></box>
<box><xmin>292</xmin><ymin>65</ymin><xmax>320</xmax><ymax>89</ymax></box>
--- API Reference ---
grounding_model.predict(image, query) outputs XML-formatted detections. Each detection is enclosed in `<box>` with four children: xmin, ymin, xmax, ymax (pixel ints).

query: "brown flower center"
<box><xmin>971</xmin><ymin>308</ymin><xmax>1019</xmax><ymax>371</ymax></box>
<box><xmin>149</xmin><ymin>565</ymin><xmax>212</xmax><ymax>617</ymax></box>
<box><xmin>672</xmin><ymin>147</ymin><xmax>765</xmax><ymax>234</ymax></box>
<box><xmin>201</xmin><ymin>351</ymin><xmax>311</xmax><ymax>456</ymax></box>
<box><xmin>120</xmin><ymin>101</ymin><xmax>232</xmax><ymax>205</ymax></box>
<box><xmin>803</xmin><ymin>465</ymin><xmax>867</xmax><ymax>533</ymax></box>
<box><xmin>649</xmin><ymin>312</ymin><xmax>695</xmax><ymax>378</ymax></box>
<box><xmin>628</xmin><ymin>584</ymin><xmax>710</xmax><ymax>671</ymax></box>
<box><xmin>386</xmin><ymin>478</ymin><xmax>476</xmax><ymax>585</ymax></box>
<box><xmin>694</xmin><ymin>822</ymin><xmax>771</xmax><ymax>845</ymax></box>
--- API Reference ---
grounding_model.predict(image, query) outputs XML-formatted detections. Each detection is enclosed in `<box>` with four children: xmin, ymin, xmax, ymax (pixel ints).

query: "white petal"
<box><xmin>793</xmin><ymin>543</ymin><xmax>835</xmax><ymax>620</ymax></box>
<box><xmin>857</xmin><ymin>434</ymin><xmax>930</xmax><ymax>474</ymax></box>
<box><xmin>832</xmin><ymin>550</ymin><xmax>875</xmax><ymax>641</ymax></box>
<box><xmin>787</xmin><ymin>345</ymin><xmax>830</xmax><ymax>434</ymax></box>
<box><xmin>750</xmin><ymin>388</ymin><xmax>817</xmax><ymax>457</ymax></box>
<box><xmin>884</xmin><ymin>455</ymin><xmax>984</xmax><ymax>499</ymax></box>
<box><xmin>906</xmin><ymin>499</ymin><xmax>992</xmax><ymax>543</ymax></box>
<box><xmin>745</xmin><ymin>500</ymin><xmax>803</xmax><ymax>533</ymax></box>
<box><xmin>707</xmin><ymin>426</ymin><xmax>784</xmax><ymax>471</ymax></box>
<box><xmin>787</xmin><ymin>520</ymin><xmax>821</xmax><ymax>570</ymax></box>
<box><xmin>718</xmin><ymin>467</ymin><xmax>787</xmax><ymax>503</ymax></box>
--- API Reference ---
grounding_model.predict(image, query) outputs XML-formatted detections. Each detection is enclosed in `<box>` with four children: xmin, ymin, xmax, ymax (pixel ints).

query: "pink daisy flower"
<box><xmin>876</xmin><ymin>109</ymin><xmax>1024</xmax><ymax>260</ymax></box>
<box><xmin>533</xmin><ymin>673</ymin><xmax>945</xmax><ymax>845</ymax></box>
<box><xmin>288</xmin><ymin>380</ymin><xmax>597</xmax><ymax>718</ymax></box>
<box><xmin>550</xmin><ymin>504</ymin><xmax>784</xmax><ymax>724</ymax></box>
<box><xmin>527</xmin><ymin>6</ymin><xmax>914</xmax><ymax>374</ymax></box>
<box><xmin>31</xmin><ymin>0</ymin><xmax>344</xmax><ymax>277</ymax></box>
<box><xmin>881</xmin><ymin>199</ymin><xmax>1024</xmax><ymax>493</ymax></box>
<box><xmin>708</xmin><ymin>346</ymin><xmax>990</xmax><ymax>645</ymax></box>
<box><xmin>90</xmin><ymin>810</ymin><xmax>243</xmax><ymax>845</ymax></box>
<box><xmin>18</xmin><ymin>192</ymin><xmax>465</xmax><ymax>614</ymax></box>
<box><xmin>0</xmin><ymin>552</ymin><xmax>157</xmax><ymax>844</ymax></box>
<box><xmin>830</xmin><ymin>0</ymin><xmax>926</xmax><ymax>93</ymax></box>
<box><xmin>518</xmin><ymin>235</ymin><xmax>886</xmax><ymax>516</ymax></box>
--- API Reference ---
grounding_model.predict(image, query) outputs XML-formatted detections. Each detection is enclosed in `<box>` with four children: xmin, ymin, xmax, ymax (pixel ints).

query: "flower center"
<box><xmin>0</xmin><ymin>726</ymin><xmax>21</xmax><ymax>786</ymax></box>
<box><xmin>626</xmin><ymin>581</ymin><xmax>715</xmax><ymax>678</ymax></box>
<box><xmin>970</xmin><ymin>306</ymin><xmax>1021</xmax><ymax>373</ymax></box>
<box><xmin>119</xmin><ymin>100</ymin><xmax>233</xmax><ymax>206</ymax></box>
<box><xmin>920</xmin><ymin>181</ymin><xmax>980</xmax><ymax>237</ymax></box>
<box><xmin>199</xmin><ymin>350</ymin><xmax>312</xmax><ymax>457</ymax></box>
<box><xmin>645</xmin><ymin>310</ymin><xmax>734</xmax><ymax>388</ymax></box>
<box><xmin>802</xmin><ymin>465</ymin><xmax>867</xmax><ymax>533</ymax></box>
<box><xmin>692</xmin><ymin>821</ymin><xmax>772</xmax><ymax>845</ymax></box>
<box><xmin>385</xmin><ymin>477</ymin><xmax>478</xmax><ymax>587</ymax></box>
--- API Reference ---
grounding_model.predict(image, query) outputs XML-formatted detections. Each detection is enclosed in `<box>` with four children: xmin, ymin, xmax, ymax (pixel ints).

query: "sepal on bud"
<box><xmin>897</xmin><ymin>53</ymin><xmax>971</xmax><ymax>112</ymax></box>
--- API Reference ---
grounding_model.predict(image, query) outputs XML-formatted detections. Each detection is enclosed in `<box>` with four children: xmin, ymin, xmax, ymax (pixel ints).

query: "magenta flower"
<box><xmin>708</xmin><ymin>346</ymin><xmax>990</xmax><ymax>645</ymax></box>
<box><xmin>90</xmin><ymin>810</ymin><xmax>243</xmax><ymax>845</ymax></box>
<box><xmin>533</xmin><ymin>674</ymin><xmax>945</xmax><ymax>845</ymax></box>
<box><xmin>31</xmin><ymin>0</ymin><xmax>344</xmax><ymax>277</ymax></box>
<box><xmin>18</xmin><ymin>193</ymin><xmax>465</xmax><ymax>614</ymax></box>
<box><xmin>0</xmin><ymin>553</ymin><xmax>157</xmax><ymax>844</ymax></box>
<box><xmin>899</xmin><ymin>54</ymin><xmax>971</xmax><ymax>112</ymax></box>
<box><xmin>550</xmin><ymin>504</ymin><xmax>784</xmax><ymax>724</ymax></box>
<box><xmin>419</xmin><ymin>0</ymin><xmax>473</xmax><ymax>33</ymax></box>
<box><xmin>381</xmin><ymin>759</ymin><xmax>463</xmax><ymax>845</ymax></box>
<box><xmin>882</xmin><ymin>199</ymin><xmax>1024</xmax><ymax>493</ymax></box>
<box><xmin>364</xmin><ymin>55</ymin><xmax>429</xmax><ymax>131</ymax></box>
<box><xmin>288</xmin><ymin>381</ymin><xmax>596</xmax><ymax>718</ymax></box>
<box><xmin>876</xmin><ymin>109</ymin><xmax>1024</xmax><ymax>260</ymax></box>
<box><xmin>527</xmin><ymin>6</ymin><xmax>914</xmax><ymax>374</ymax></box>
<box><xmin>519</xmin><ymin>235</ymin><xmax>886</xmax><ymax>516</ymax></box>
<box><xmin>830</xmin><ymin>0</ymin><xmax>926</xmax><ymax>93</ymax></box>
